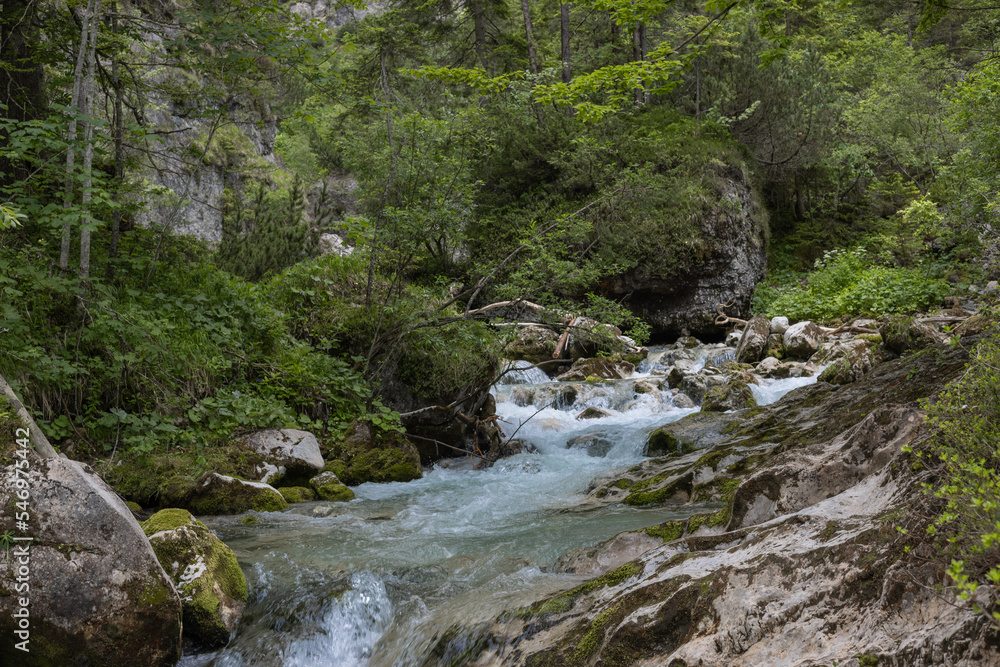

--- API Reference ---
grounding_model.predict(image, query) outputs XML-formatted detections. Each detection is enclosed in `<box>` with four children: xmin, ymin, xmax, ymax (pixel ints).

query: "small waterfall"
<box><xmin>496</xmin><ymin>360</ymin><xmax>551</xmax><ymax>385</ymax></box>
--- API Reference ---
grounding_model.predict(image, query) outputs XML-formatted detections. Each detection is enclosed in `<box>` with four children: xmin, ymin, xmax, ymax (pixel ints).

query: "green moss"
<box><xmin>310</xmin><ymin>472</ymin><xmax>356</xmax><ymax>502</ymax></box>
<box><xmin>183</xmin><ymin>475</ymin><xmax>288</xmax><ymax>515</ymax></box>
<box><xmin>692</xmin><ymin>477</ymin><xmax>740</xmax><ymax>503</ymax></box>
<box><xmin>142</xmin><ymin>508</ymin><xmax>199</xmax><ymax>537</ymax></box>
<box><xmin>623</xmin><ymin>473</ymin><xmax>693</xmax><ymax>506</ymax></box>
<box><xmin>645</xmin><ymin>520</ymin><xmax>685</xmax><ymax>543</ymax></box>
<box><xmin>533</xmin><ymin>562</ymin><xmax>643</xmax><ymax>617</ymax></box>
<box><xmin>613</xmin><ymin>478</ymin><xmax>634</xmax><ymax>489</ymax></box>
<box><xmin>857</xmin><ymin>654</ymin><xmax>880</xmax><ymax>667</ymax></box>
<box><xmin>573</xmin><ymin>604</ymin><xmax>620</xmax><ymax>662</ymax></box>
<box><xmin>278</xmin><ymin>486</ymin><xmax>317</xmax><ymax>503</ymax></box>
<box><xmin>645</xmin><ymin>429</ymin><xmax>698</xmax><ymax>457</ymax></box>
<box><xmin>239</xmin><ymin>515</ymin><xmax>258</xmax><ymax>526</ymax></box>
<box><xmin>125</xmin><ymin>501</ymin><xmax>143</xmax><ymax>513</ymax></box>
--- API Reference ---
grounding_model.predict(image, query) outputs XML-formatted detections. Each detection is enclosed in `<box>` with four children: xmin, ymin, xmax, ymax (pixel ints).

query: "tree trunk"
<box><xmin>1</xmin><ymin>373</ymin><xmax>58</xmax><ymax>458</ymax></box>
<box><xmin>472</xmin><ymin>0</ymin><xmax>487</xmax><ymax>69</ymax></box>
<box><xmin>633</xmin><ymin>25</ymin><xmax>643</xmax><ymax>107</ymax></box>
<box><xmin>106</xmin><ymin>2</ymin><xmax>123</xmax><ymax>282</ymax></box>
<box><xmin>60</xmin><ymin>0</ymin><xmax>96</xmax><ymax>271</ymax></box>
<box><xmin>561</xmin><ymin>3</ymin><xmax>571</xmax><ymax>83</ymax></box>
<box><xmin>520</xmin><ymin>0</ymin><xmax>538</xmax><ymax>75</ymax></box>
<box><xmin>0</xmin><ymin>0</ymin><xmax>46</xmax><ymax>184</ymax></box>
<box><xmin>78</xmin><ymin>0</ymin><xmax>103</xmax><ymax>281</ymax></box>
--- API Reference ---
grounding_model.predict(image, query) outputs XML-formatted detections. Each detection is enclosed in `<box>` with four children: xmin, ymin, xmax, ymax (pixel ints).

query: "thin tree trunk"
<box><xmin>106</xmin><ymin>2</ymin><xmax>122</xmax><ymax>282</ymax></box>
<box><xmin>561</xmin><ymin>3</ymin><xmax>571</xmax><ymax>83</ymax></box>
<box><xmin>639</xmin><ymin>23</ymin><xmax>648</xmax><ymax>104</ymax></box>
<box><xmin>60</xmin><ymin>0</ymin><xmax>96</xmax><ymax>271</ymax></box>
<box><xmin>78</xmin><ymin>0</ymin><xmax>103</xmax><ymax>281</ymax></box>
<box><xmin>1</xmin><ymin>373</ymin><xmax>58</xmax><ymax>458</ymax></box>
<box><xmin>633</xmin><ymin>25</ymin><xmax>643</xmax><ymax>107</ymax></box>
<box><xmin>695</xmin><ymin>57</ymin><xmax>701</xmax><ymax>125</ymax></box>
<box><xmin>520</xmin><ymin>0</ymin><xmax>538</xmax><ymax>75</ymax></box>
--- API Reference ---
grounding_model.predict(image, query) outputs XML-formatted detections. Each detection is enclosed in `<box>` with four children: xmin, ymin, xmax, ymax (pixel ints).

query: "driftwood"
<box><xmin>821</xmin><ymin>324</ymin><xmax>880</xmax><ymax>336</ymax></box>
<box><xmin>714</xmin><ymin>300</ymin><xmax>748</xmax><ymax>328</ymax></box>
<box><xmin>552</xmin><ymin>316</ymin><xmax>579</xmax><ymax>359</ymax></box>
<box><xmin>465</xmin><ymin>300</ymin><xmax>554</xmax><ymax>319</ymax></box>
<box><xmin>0</xmin><ymin>373</ymin><xmax>58</xmax><ymax>458</ymax></box>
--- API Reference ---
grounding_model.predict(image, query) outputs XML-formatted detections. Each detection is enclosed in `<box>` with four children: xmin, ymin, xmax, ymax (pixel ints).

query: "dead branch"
<box><xmin>1</xmin><ymin>373</ymin><xmax>58</xmax><ymax>458</ymax></box>
<box><xmin>714</xmin><ymin>300</ymin><xmax>747</xmax><ymax>328</ymax></box>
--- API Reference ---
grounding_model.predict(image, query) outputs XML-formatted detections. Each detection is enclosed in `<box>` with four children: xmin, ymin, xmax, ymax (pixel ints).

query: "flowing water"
<box><xmin>180</xmin><ymin>349</ymin><xmax>814</xmax><ymax>667</ymax></box>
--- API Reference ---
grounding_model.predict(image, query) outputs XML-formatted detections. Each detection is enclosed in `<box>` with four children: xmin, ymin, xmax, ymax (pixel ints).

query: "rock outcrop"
<box><xmin>450</xmin><ymin>333</ymin><xmax>1000</xmax><ymax>666</ymax></box>
<box><xmin>241</xmin><ymin>428</ymin><xmax>325</xmax><ymax>486</ymax></box>
<box><xmin>599</xmin><ymin>164</ymin><xmax>768</xmax><ymax>339</ymax></box>
<box><xmin>0</xmin><ymin>455</ymin><xmax>182</xmax><ymax>666</ymax></box>
<box><xmin>142</xmin><ymin>509</ymin><xmax>247</xmax><ymax>648</ymax></box>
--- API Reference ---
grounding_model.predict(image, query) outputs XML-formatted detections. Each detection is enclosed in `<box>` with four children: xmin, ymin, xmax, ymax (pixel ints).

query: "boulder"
<box><xmin>162</xmin><ymin>472</ymin><xmax>288</xmax><ymax>515</ymax></box>
<box><xmin>567</xmin><ymin>434</ymin><xmax>615</xmax><ymax>457</ymax></box>
<box><xmin>142</xmin><ymin>509</ymin><xmax>247</xmax><ymax>648</ymax></box>
<box><xmin>879</xmin><ymin>316</ymin><xmax>943</xmax><ymax>355</ymax></box>
<box><xmin>598</xmin><ymin>166</ymin><xmax>767</xmax><ymax>339</ymax></box>
<box><xmin>323</xmin><ymin>421</ymin><xmax>422</xmax><ymax>485</ymax></box>
<box><xmin>769</xmin><ymin>316</ymin><xmax>789</xmax><ymax>335</ymax></box>
<box><xmin>816</xmin><ymin>337</ymin><xmax>888</xmax><ymax>385</ymax></box>
<box><xmin>672</xmin><ymin>393</ymin><xmax>697</xmax><ymax>409</ymax></box>
<box><xmin>735</xmin><ymin>315</ymin><xmax>771</xmax><ymax>363</ymax></box>
<box><xmin>509</xmin><ymin>386</ymin><xmax>535</xmax><ymax>407</ymax></box>
<box><xmin>556</xmin><ymin>357</ymin><xmax>634</xmax><ymax>382</ymax></box>
<box><xmin>755</xmin><ymin>356</ymin><xmax>790</xmax><ymax>379</ymax></box>
<box><xmin>725</xmin><ymin>331</ymin><xmax>742</xmax><ymax>347</ymax></box>
<box><xmin>241</xmin><ymin>428</ymin><xmax>324</xmax><ymax>486</ymax></box>
<box><xmin>506</xmin><ymin>325</ymin><xmax>560</xmax><ymax>365</ymax></box>
<box><xmin>0</xmin><ymin>456</ymin><xmax>181</xmax><ymax>665</ymax></box>
<box><xmin>277</xmin><ymin>486</ymin><xmax>317</xmax><ymax>503</ymax></box>
<box><xmin>576</xmin><ymin>407</ymin><xmax>614</xmax><ymax>420</ymax></box>
<box><xmin>701</xmin><ymin>377</ymin><xmax>757</xmax><ymax>412</ymax></box>
<box><xmin>309</xmin><ymin>470</ymin><xmax>355</xmax><ymax>502</ymax></box>
<box><xmin>782</xmin><ymin>320</ymin><xmax>826</xmax><ymax>358</ymax></box>
<box><xmin>765</xmin><ymin>333</ymin><xmax>784</xmax><ymax>358</ymax></box>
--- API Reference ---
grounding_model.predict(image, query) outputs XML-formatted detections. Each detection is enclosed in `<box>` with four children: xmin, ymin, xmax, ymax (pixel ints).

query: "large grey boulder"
<box><xmin>0</xmin><ymin>455</ymin><xmax>182</xmax><ymax>666</ymax></box>
<box><xmin>241</xmin><ymin>428</ymin><xmax>324</xmax><ymax>485</ymax></box>
<box><xmin>142</xmin><ymin>509</ymin><xmax>247</xmax><ymax>649</ymax></box>
<box><xmin>782</xmin><ymin>320</ymin><xmax>826</xmax><ymax>358</ymax></box>
<box><xmin>735</xmin><ymin>315</ymin><xmax>771</xmax><ymax>363</ymax></box>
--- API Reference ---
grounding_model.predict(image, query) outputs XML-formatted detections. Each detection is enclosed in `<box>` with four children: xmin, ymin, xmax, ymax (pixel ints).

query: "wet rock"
<box><xmin>163</xmin><ymin>473</ymin><xmax>288</xmax><ymax>515</ymax></box>
<box><xmin>556</xmin><ymin>356</ymin><xmax>634</xmax><ymax>381</ymax></box>
<box><xmin>755</xmin><ymin>356</ymin><xmax>790</xmax><ymax>379</ymax></box>
<box><xmin>567</xmin><ymin>317</ymin><xmax>624</xmax><ymax>360</ymax></box>
<box><xmin>277</xmin><ymin>486</ymin><xmax>317</xmax><ymax>503</ymax></box>
<box><xmin>241</xmin><ymin>428</ymin><xmax>324</xmax><ymax>486</ymax></box>
<box><xmin>506</xmin><ymin>325</ymin><xmax>561</xmax><ymax>365</ymax></box>
<box><xmin>0</xmin><ymin>456</ymin><xmax>182</xmax><ymax>665</ymax></box>
<box><xmin>576</xmin><ymin>407</ymin><xmax>614</xmax><ymax>420</ymax></box>
<box><xmin>782</xmin><ymin>320</ymin><xmax>826</xmax><ymax>358</ymax></box>
<box><xmin>702</xmin><ymin>377</ymin><xmax>757</xmax><ymax>412</ymax></box>
<box><xmin>633</xmin><ymin>379</ymin><xmax>662</xmax><ymax>396</ymax></box>
<box><xmin>509</xmin><ymin>386</ymin><xmax>535</xmax><ymax>407</ymax></box>
<box><xmin>567</xmin><ymin>434</ymin><xmax>615</xmax><ymax>457</ymax></box>
<box><xmin>310</xmin><ymin>470</ymin><xmax>355</xmax><ymax>502</ymax></box>
<box><xmin>680</xmin><ymin>374</ymin><xmax>708</xmax><ymax>403</ymax></box>
<box><xmin>769</xmin><ymin>316</ymin><xmax>789</xmax><ymax>334</ymax></box>
<box><xmin>765</xmin><ymin>332</ymin><xmax>784</xmax><ymax>358</ymax></box>
<box><xmin>735</xmin><ymin>315</ymin><xmax>771</xmax><ymax>363</ymax></box>
<box><xmin>725</xmin><ymin>331</ymin><xmax>743</xmax><ymax>347</ymax></box>
<box><xmin>672</xmin><ymin>393</ymin><xmax>697</xmax><ymax>409</ymax></box>
<box><xmin>142</xmin><ymin>509</ymin><xmax>247</xmax><ymax>648</ymax></box>
<box><xmin>555</xmin><ymin>384</ymin><xmax>580</xmax><ymax>408</ymax></box>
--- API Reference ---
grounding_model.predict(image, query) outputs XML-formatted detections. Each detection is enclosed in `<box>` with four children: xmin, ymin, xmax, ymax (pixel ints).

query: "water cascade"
<box><xmin>180</xmin><ymin>346</ymin><xmax>817</xmax><ymax>666</ymax></box>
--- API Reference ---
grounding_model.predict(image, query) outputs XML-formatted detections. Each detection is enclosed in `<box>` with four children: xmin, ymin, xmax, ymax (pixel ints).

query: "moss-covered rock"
<box><xmin>309</xmin><ymin>471</ymin><xmax>355</xmax><ymax>501</ymax></box>
<box><xmin>277</xmin><ymin>486</ymin><xmax>317</xmax><ymax>503</ymax></box>
<box><xmin>506</xmin><ymin>325</ymin><xmax>561</xmax><ymax>364</ymax></box>
<box><xmin>817</xmin><ymin>337</ymin><xmax>889</xmax><ymax>385</ymax></box>
<box><xmin>879</xmin><ymin>315</ymin><xmax>942</xmax><ymax>355</ymax></box>
<box><xmin>163</xmin><ymin>473</ymin><xmax>288</xmax><ymax>515</ymax></box>
<box><xmin>322</xmin><ymin>421</ymin><xmax>422</xmax><ymax>485</ymax></box>
<box><xmin>701</xmin><ymin>377</ymin><xmax>757</xmax><ymax>412</ymax></box>
<box><xmin>142</xmin><ymin>509</ymin><xmax>247</xmax><ymax>648</ymax></box>
<box><xmin>735</xmin><ymin>315</ymin><xmax>771</xmax><ymax>363</ymax></box>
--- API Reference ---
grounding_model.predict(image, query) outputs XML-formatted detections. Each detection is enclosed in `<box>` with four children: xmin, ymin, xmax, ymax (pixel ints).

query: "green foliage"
<box><xmin>216</xmin><ymin>177</ymin><xmax>320</xmax><ymax>282</ymax></box>
<box><xmin>755</xmin><ymin>245</ymin><xmax>951</xmax><ymax>321</ymax></box>
<box><xmin>914</xmin><ymin>319</ymin><xmax>1000</xmax><ymax>627</ymax></box>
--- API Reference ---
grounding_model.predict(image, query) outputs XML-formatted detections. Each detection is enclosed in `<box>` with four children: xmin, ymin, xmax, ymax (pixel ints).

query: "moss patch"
<box><xmin>278</xmin><ymin>486</ymin><xmax>317</xmax><ymax>503</ymax></box>
<box><xmin>310</xmin><ymin>472</ymin><xmax>356</xmax><ymax>501</ymax></box>
<box><xmin>645</xmin><ymin>520</ymin><xmax>685</xmax><ymax>543</ymax></box>
<box><xmin>532</xmin><ymin>561</ymin><xmax>643</xmax><ymax>617</ymax></box>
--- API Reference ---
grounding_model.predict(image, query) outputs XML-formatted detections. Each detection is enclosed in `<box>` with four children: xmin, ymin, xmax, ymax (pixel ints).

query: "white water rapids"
<box><xmin>180</xmin><ymin>348</ymin><xmax>815</xmax><ymax>666</ymax></box>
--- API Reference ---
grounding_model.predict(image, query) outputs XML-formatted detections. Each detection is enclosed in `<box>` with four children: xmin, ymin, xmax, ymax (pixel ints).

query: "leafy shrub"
<box><xmin>912</xmin><ymin>319</ymin><xmax>1000</xmax><ymax>626</ymax></box>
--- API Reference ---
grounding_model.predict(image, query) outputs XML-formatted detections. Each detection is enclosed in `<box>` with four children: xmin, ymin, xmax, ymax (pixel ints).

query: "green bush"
<box><xmin>913</xmin><ymin>319</ymin><xmax>1000</xmax><ymax>626</ymax></box>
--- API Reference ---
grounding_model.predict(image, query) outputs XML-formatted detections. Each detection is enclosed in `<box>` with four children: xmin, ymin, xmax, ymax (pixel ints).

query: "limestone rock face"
<box><xmin>0</xmin><ymin>456</ymin><xmax>181</xmax><ymax>666</ymax></box>
<box><xmin>735</xmin><ymin>315</ymin><xmax>771</xmax><ymax>363</ymax></box>
<box><xmin>241</xmin><ymin>428</ymin><xmax>324</xmax><ymax>485</ymax></box>
<box><xmin>783</xmin><ymin>320</ymin><xmax>826</xmax><ymax>358</ymax></box>
<box><xmin>142</xmin><ymin>509</ymin><xmax>247</xmax><ymax>649</ymax></box>
<box><xmin>599</xmin><ymin>166</ymin><xmax>768</xmax><ymax>339</ymax></box>
<box><xmin>468</xmin><ymin>337</ymin><xmax>994</xmax><ymax>667</ymax></box>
